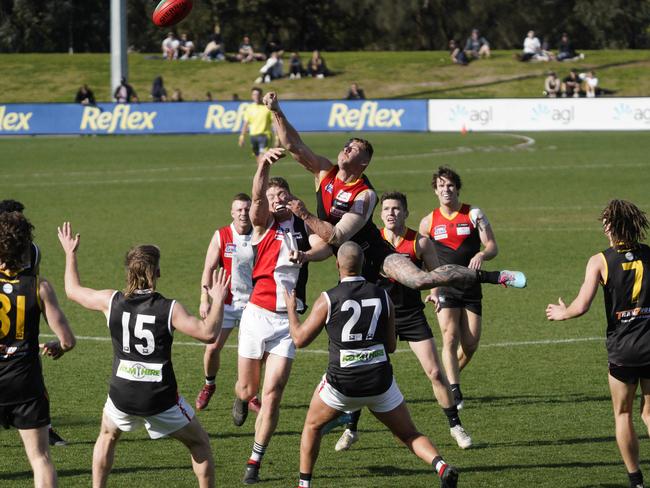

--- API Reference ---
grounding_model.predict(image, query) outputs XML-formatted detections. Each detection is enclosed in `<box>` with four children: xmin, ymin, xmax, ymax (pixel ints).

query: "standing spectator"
<box><xmin>520</xmin><ymin>30</ymin><xmax>541</xmax><ymax>62</ymax></box>
<box><xmin>464</xmin><ymin>29</ymin><xmax>490</xmax><ymax>59</ymax></box>
<box><xmin>151</xmin><ymin>76</ymin><xmax>167</xmax><ymax>102</ymax></box>
<box><xmin>543</xmin><ymin>71</ymin><xmax>561</xmax><ymax>97</ymax></box>
<box><xmin>171</xmin><ymin>88</ymin><xmax>184</xmax><ymax>102</ymax></box>
<box><xmin>236</xmin><ymin>36</ymin><xmax>266</xmax><ymax>63</ymax></box>
<box><xmin>584</xmin><ymin>71</ymin><xmax>599</xmax><ymax>98</ymax></box>
<box><xmin>346</xmin><ymin>83</ymin><xmax>366</xmax><ymax>100</ymax></box>
<box><xmin>178</xmin><ymin>33</ymin><xmax>195</xmax><ymax>60</ymax></box>
<box><xmin>557</xmin><ymin>33</ymin><xmax>583</xmax><ymax>62</ymax></box>
<box><xmin>289</xmin><ymin>52</ymin><xmax>303</xmax><ymax>79</ymax></box>
<box><xmin>113</xmin><ymin>77</ymin><xmax>138</xmax><ymax>104</ymax></box>
<box><xmin>206</xmin><ymin>91</ymin><xmax>213</xmax><ymax>101</ymax></box>
<box><xmin>256</xmin><ymin>51</ymin><xmax>283</xmax><ymax>83</ymax></box>
<box><xmin>449</xmin><ymin>40</ymin><xmax>470</xmax><ymax>66</ymax></box>
<box><xmin>75</xmin><ymin>84</ymin><xmax>96</xmax><ymax>105</ymax></box>
<box><xmin>162</xmin><ymin>32</ymin><xmax>179</xmax><ymax>60</ymax></box>
<box><xmin>307</xmin><ymin>50</ymin><xmax>329</xmax><ymax>78</ymax></box>
<box><xmin>562</xmin><ymin>69</ymin><xmax>582</xmax><ymax>98</ymax></box>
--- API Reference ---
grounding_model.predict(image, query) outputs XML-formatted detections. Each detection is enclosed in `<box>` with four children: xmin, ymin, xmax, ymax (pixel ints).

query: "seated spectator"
<box><xmin>256</xmin><ymin>51</ymin><xmax>283</xmax><ymax>83</ymax></box>
<box><xmin>203</xmin><ymin>29</ymin><xmax>225</xmax><ymax>61</ymax></box>
<box><xmin>236</xmin><ymin>36</ymin><xmax>266</xmax><ymax>63</ymax></box>
<box><xmin>162</xmin><ymin>32</ymin><xmax>179</xmax><ymax>60</ymax></box>
<box><xmin>178</xmin><ymin>33</ymin><xmax>195</xmax><ymax>59</ymax></box>
<box><xmin>543</xmin><ymin>71</ymin><xmax>561</xmax><ymax>97</ymax></box>
<box><xmin>206</xmin><ymin>91</ymin><xmax>213</xmax><ymax>101</ymax></box>
<box><xmin>520</xmin><ymin>30</ymin><xmax>543</xmax><ymax>62</ymax></box>
<box><xmin>75</xmin><ymin>84</ymin><xmax>96</xmax><ymax>105</ymax></box>
<box><xmin>113</xmin><ymin>77</ymin><xmax>138</xmax><ymax>103</ymax></box>
<box><xmin>562</xmin><ymin>69</ymin><xmax>582</xmax><ymax>98</ymax></box>
<box><xmin>171</xmin><ymin>88</ymin><xmax>184</xmax><ymax>102</ymax></box>
<box><xmin>151</xmin><ymin>76</ymin><xmax>167</xmax><ymax>102</ymax></box>
<box><xmin>289</xmin><ymin>52</ymin><xmax>303</xmax><ymax>79</ymax></box>
<box><xmin>264</xmin><ymin>36</ymin><xmax>284</xmax><ymax>59</ymax></box>
<box><xmin>557</xmin><ymin>33</ymin><xmax>583</xmax><ymax>62</ymax></box>
<box><xmin>449</xmin><ymin>39</ymin><xmax>470</xmax><ymax>65</ymax></box>
<box><xmin>583</xmin><ymin>70</ymin><xmax>598</xmax><ymax>98</ymax></box>
<box><xmin>232</xmin><ymin>93</ymin><xmax>241</xmax><ymax>101</ymax></box>
<box><xmin>464</xmin><ymin>29</ymin><xmax>490</xmax><ymax>59</ymax></box>
<box><xmin>306</xmin><ymin>50</ymin><xmax>330</xmax><ymax>78</ymax></box>
<box><xmin>346</xmin><ymin>83</ymin><xmax>366</xmax><ymax>100</ymax></box>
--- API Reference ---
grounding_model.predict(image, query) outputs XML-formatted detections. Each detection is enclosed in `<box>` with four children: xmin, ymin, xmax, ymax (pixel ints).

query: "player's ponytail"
<box><xmin>601</xmin><ymin>200</ymin><xmax>649</xmax><ymax>249</ymax></box>
<box><xmin>124</xmin><ymin>245</ymin><xmax>161</xmax><ymax>297</ymax></box>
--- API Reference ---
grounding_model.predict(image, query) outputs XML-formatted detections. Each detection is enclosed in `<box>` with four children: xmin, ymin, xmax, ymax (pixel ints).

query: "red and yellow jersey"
<box><xmin>428</xmin><ymin>203</ymin><xmax>481</xmax><ymax>267</ymax></box>
<box><xmin>380</xmin><ymin>227</ymin><xmax>419</xmax><ymax>266</ymax></box>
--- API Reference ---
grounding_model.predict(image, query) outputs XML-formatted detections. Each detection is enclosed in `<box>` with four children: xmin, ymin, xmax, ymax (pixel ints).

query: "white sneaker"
<box><xmin>450</xmin><ymin>425</ymin><xmax>473</xmax><ymax>449</ymax></box>
<box><xmin>335</xmin><ymin>429</ymin><xmax>359</xmax><ymax>451</ymax></box>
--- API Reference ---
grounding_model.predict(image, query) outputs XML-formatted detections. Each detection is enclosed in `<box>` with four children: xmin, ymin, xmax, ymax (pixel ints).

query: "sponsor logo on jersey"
<box><xmin>328</xmin><ymin>102</ymin><xmax>405</xmax><ymax>130</ymax></box>
<box><xmin>340</xmin><ymin>344</ymin><xmax>387</xmax><ymax>368</ymax></box>
<box><xmin>80</xmin><ymin>106</ymin><xmax>157</xmax><ymax>133</ymax></box>
<box><xmin>625</xmin><ymin>252</ymin><xmax>634</xmax><ymax>261</ymax></box>
<box><xmin>2</xmin><ymin>283</ymin><xmax>13</xmax><ymax>294</ymax></box>
<box><xmin>204</xmin><ymin>103</ymin><xmax>249</xmax><ymax>132</ymax></box>
<box><xmin>116</xmin><ymin>359</ymin><xmax>163</xmax><ymax>382</ymax></box>
<box><xmin>325</xmin><ymin>182</ymin><xmax>334</xmax><ymax>193</ymax></box>
<box><xmin>616</xmin><ymin>307</ymin><xmax>650</xmax><ymax>322</ymax></box>
<box><xmin>336</xmin><ymin>190</ymin><xmax>353</xmax><ymax>203</ymax></box>
<box><xmin>456</xmin><ymin>223</ymin><xmax>471</xmax><ymax>236</ymax></box>
<box><xmin>225</xmin><ymin>243</ymin><xmax>237</xmax><ymax>257</ymax></box>
<box><xmin>0</xmin><ymin>106</ymin><xmax>33</xmax><ymax>131</ymax></box>
<box><xmin>433</xmin><ymin>224</ymin><xmax>448</xmax><ymax>240</ymax></box>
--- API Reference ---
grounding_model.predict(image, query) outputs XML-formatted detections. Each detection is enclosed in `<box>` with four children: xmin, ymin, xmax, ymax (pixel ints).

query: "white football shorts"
<box><xmin>317</xmin><ymin>374</ymin><xmax>404</xmax><ymax>413</ymax></box>
<box><xmin>238</xmin><ymin>303</ymin><xmax>296</xmax><ymax>359</ymax></box>
<box><xmin>223</xmin><ymin>305</ymin><xmax>245</xmax><ymax>329</ymax></box>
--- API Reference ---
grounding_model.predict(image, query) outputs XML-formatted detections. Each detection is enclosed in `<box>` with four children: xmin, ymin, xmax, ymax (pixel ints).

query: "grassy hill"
<box><xmin>2</xmin><ymin>50</ymin><xmax>650</xmax><ymax>103</ymax></box>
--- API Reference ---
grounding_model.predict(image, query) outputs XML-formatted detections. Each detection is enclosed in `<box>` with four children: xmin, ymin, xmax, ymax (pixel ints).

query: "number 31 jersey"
<box><xmin>324</xmin><ymin>277</ymin><xmax>393</xmax><ymax>397</ymax></box>
<box><xmin>107</xmin><ymin>290</ymin><xmax>178</xmax><ymax>416</ymax></box>
<box><xmin>602</xmin><ymin>244</ymin><xmax>650</xmax><ymax>366</ymax></box>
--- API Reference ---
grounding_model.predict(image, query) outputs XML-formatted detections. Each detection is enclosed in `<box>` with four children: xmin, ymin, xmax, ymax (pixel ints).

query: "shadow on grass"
<box><xmin>1</xmin><ymin>464</ymin><xmax>188</xmax><ymax>481</ymax></box>
<box><xmin>407</xmin><ymin>392</ymin><xmax>611</xmax><ymax>408</ymax></box>
<box><xmin>393</xmin><ymin>59</ymin><xmax>645</xmax><ymax>99</ymax></box>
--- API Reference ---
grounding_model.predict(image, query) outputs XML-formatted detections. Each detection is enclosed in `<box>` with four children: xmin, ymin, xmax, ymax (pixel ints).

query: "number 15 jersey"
<box><xmin>107</xmin><ymin>290</ymin><xmax>178</xmax><ymax>416</ymax></box>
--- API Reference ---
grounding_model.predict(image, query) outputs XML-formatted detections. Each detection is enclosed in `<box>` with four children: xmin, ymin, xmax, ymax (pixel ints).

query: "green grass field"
<box><xmin>1</xmin><ymin>50</ymin><xmax>650</xmax><ymax>103</ymax></box>
<box><xmin>1</xmin><ymin>130</ymin><xmax>650</xmax><ymax>487</ymax></box>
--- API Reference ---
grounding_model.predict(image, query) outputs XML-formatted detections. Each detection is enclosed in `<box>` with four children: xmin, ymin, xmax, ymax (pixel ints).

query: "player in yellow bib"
<box><xmin>238</xmin><ymin>87</ymin><xmax>274</xmax><ymax>157</ymax></box>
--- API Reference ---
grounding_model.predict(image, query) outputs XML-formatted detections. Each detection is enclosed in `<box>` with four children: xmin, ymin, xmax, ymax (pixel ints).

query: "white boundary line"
<box><xmin>40</xmin><ymin>333</ymin><xmax>602</xmax><ymax>355</ymax></box>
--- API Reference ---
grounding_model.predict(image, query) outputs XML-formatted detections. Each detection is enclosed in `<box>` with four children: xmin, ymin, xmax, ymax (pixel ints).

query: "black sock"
<box><xmin>346</xmin><ymin>409</ymin><xmax>361</xmax><ymax>431</ymax></box>
<box><xmin>299</xmin><ymin>472</ymin><xmax>312</xmax><ymax>487</ymax></box>
<box><xmin>477</xmin><ymin>270</ymin><xmax>500</xmax><ymax>284</ymax></box>
<box><xmin>443</xmin><ymin>406</ymin><xmax>461</xmax><ymax>428</ymax></box>
<box><xmin>629</xmin><ymin>470</ymin><xmax>644</xmax><ymax>487</ymax></box>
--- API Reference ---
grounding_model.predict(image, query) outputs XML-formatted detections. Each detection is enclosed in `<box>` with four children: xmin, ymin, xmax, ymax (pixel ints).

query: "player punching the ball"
<box><xmin>58</xmin><ymin>222</ymin><xmax>230</xmax><ymax>488</ymax></box>
<box><xmin>0</xmin><ymin>212</ymin><xmax>76</xmax><ymax>488</ymax></box>
<box><xmin>547</xmin><ymin>200</ymin><xmax>650</xmax><ymax>488</ymax></box>
<box><xmin>285</xmin><ymin>241</ymin><xmax>459</xmax><ymax>488</ymax></box>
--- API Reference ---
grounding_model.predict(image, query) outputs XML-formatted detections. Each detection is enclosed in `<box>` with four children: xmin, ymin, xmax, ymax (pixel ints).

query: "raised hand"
<box><xmin>262</xmin><ymin>91</ymin><xmax>279</xmax><ymax>112</ymax></box>
<box><xmin>208</xmin><ymin>268</ymin><xmax>231</xmax><ymax>304</ymax></box>
<box><xmin>57</xmin><ymin>222</ymin><xmax>80</xmax><ymax>255</ymax></box>
<box><xmin>259</xmin><ymin>147</ymin><xmax>286</xmax><ymax>166</ymax></box>
<box><xmin>287</xmin><ymin>198</ymin><xmax>309</xmax><ymax>220</ymax></box>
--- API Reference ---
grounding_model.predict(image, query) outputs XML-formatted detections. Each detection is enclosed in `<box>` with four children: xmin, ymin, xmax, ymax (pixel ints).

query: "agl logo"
<box><xmin>531</xmin><ymin>104</ymin><xmax>574</xmax><ymax>124</ymax></box>
<box><xmin>614</xmin><ymin>103</ymin><xmax>650</xmax><ymax>124</ymax></box>
<box><xmin>448</xmin><ymin>105</ymin><xmax>492</xmax><ymax>125</ymax></box>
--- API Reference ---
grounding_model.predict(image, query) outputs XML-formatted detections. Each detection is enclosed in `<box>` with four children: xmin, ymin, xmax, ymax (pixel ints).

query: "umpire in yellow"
<box><xmin>238</xmin><ymin>87</ymin><xmax>274</xmax><ymax>157</ymax></box>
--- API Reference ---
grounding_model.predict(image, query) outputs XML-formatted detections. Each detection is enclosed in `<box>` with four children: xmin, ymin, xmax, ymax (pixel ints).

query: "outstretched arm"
<box><xmin>285</xmin><ymin>288</ymin><xmax>328</xmax><ymax>348</ymax></box>
<box><xmin>57</xmin><ymin>222</ymin><xmax>114</xmax><ymax>315</ymax></box>
<box><xmin>199</xmin><ymin>231</ymin><xmax>221</xmax><ymax>318</ymax></box>
<box><xmin>251</xmin><ymin>149</ymin><xmax>285</xmax><ymax>231</ymax></box>
<box><xmin>546</xmin><ymin>253</ymin><xmax>604</xmax><ymax>321</ymax></box>
<box><xmin>263</xmin><ymin>92</ymin><xmax>333</xmax><ymax>182</ymax></box>
<box><xmin>39</xmin><ymin>277</ymin><xmax>76</xmax><ymax>359</ymax></box>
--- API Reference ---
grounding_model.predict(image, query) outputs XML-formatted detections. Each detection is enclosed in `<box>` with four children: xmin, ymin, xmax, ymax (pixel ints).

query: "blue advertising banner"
<box><xmin>0</xmin><ymin>100</ymin><xmax>428</xmax><ymax>136</ymax></box>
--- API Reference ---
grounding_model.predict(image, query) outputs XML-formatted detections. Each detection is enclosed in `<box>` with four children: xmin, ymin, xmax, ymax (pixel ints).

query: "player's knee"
<box><xmin>427</xmin><ymin>367</ymin><xmax>445</xmax><ymax>385</ymax></box>
<box><xmin>397</xmin><ymin>430</ymin><xmax>423</xmax><ymax>446</ymax></box>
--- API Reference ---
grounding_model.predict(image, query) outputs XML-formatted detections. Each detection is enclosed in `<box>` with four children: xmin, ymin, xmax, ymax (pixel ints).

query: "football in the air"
<box><xmin>152</xmin><ymin>0</ymin><xmax>193</xmax><ymax>27</ymax></box>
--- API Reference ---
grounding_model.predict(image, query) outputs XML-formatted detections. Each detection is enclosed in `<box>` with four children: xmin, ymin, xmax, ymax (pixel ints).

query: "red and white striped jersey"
<box><xmin>249</xmin><ymin>216</ymin><xmax>310</xmax><ymax>313</ymax></box>
<box><xmin>216</xmin><ymin>224</ymin><xmax>254</xmax><ymax>310</ymax></box>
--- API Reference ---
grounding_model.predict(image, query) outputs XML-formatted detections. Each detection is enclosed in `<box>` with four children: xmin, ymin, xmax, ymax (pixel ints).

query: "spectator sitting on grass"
<box><xmin>464</xmin><ymin>29</ymin><xmax>490</xmax><ymax>59</ymax></box>
<box><xmin>236</xmin><ymin>36</ymin><xmax>266</xmax><ymax>63</ymax></box>
<box><xmin>171</xmin><ymin>88</ymin><xmax>184</xmax><ymax>102</ymax></box>
<box><xmin>557</xmin><ymin>33</ymin><xmax>583</xmax><ymax>62</ymax></box>
<box><xmin>151</xmin><ymin>76</ymin><xmax>167</xmax><ymax>102</ymax></box>
<box><xmin>346</xmin><ymin>83</ymin><xmax>366</xmax><ymax>100</ymax></box>
<box><xmin>449</xmin><ymin>39</ymin><xmax>470</xmax><ymax>65</ymax></box>
<box><xmin>179</xmin><ymin>33</ymin><xmax>195</xmax><ymax>60</ymax></box>
<box><xmin>289</xmin><ymin>52</ymin><xmax>303</xmax><ymax>79</ymax></box>
<box><xmin>562</xmin><ymin>69</ymin><xmax>582</xmax><ymax>98</ymax></box>
<box><xmin>114</xmin><ymin>77</ymin><xmax>138</xmax><ymax>103</ymax></box>
<box><xmin>162</xmin><ymin>31</ymin><xmax>179</xmax><ymax>60</ymax></box>
<box><xmin>584</xmin><ymin>71</ymin><xmax>598</xmax><ymax>98</ymax></box>
<box><xmin>543</xmin><ymin>71</ymin><xmax>561</xmax><ymax>97</ymax></box>
<box><xmin>75</xmin><ymin>84</ymin><xmax>96</xmax><ymax>105</ymax></box>
<box><xmin>255</xmin><ymin>51</ymin><xmax>284</xmax><ymax>83</ymax></box>
<box><xmin>202</xmin><ymin>26</ymin><xmax>225</xmax><ymax>61</ymax></box>
<box><xmin>519</xmin><ymin>30</ymin><xmax>550</xmax><ymax>62</ymax></box>
<box><xmin>307</xmin><ymin>50</ymin><xmax>329</xmax><ymax>78</ymax></box>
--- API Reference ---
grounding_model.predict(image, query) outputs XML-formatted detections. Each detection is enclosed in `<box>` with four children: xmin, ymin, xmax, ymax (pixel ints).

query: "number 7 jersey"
<box><xmin>107</xmin><ymin>290</ymin><xmax>178</xmax><ymax>416</ymax></box>
<box><xmin>601</xmin><ymin>244</ymin><xmax>650</xmax><ymax>366</ymax></box>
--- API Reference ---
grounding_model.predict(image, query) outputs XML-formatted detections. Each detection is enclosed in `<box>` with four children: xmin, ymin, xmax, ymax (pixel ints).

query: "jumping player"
<box><xmin>195</xmin><ymin>193</ymin><xmax>260</xmax><ymax>413</ymax></box>
<box><xmin>0</xmin><ymin>212</ymin><xmax>76</xmax><ymax>487</ymax></box>
<box><xmin>547</xmin><ymin>200</ymin><xmax>650</xmax><ymax>488</ymax></box>
<box><xmin>58</xmin><ymin>222</ymin><xmax>229</xmax><ymax>488</ymax></box>
<box><xmin>285</xmin><ymin>241</ymin><xmax>459</xmax><ymax>488</ymax></box>
<box><xmin>261</xmin><ymin>91</ymin><xmax>525</xmax><ymax>292</ymax></box>
<box><xmin>419</xmin><ymin>167</ymin><xmax>499</xmax><ymax>409</ymax></box>
<box><xmin>233</xmin><ymin>148</ymin><xmax>331</xmax><ymax>484</ymax></box>
<box><xmin>334</xmin><ymin>192</ymin><xmax>473</xmax><ymax>451</ymax></box>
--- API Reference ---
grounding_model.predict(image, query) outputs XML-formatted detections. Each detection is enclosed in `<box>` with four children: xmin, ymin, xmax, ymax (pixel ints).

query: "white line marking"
<box><xmin>40</xmin><ymin>334</ymin><xmax>602</xmax><ymax>354</ymax></box>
